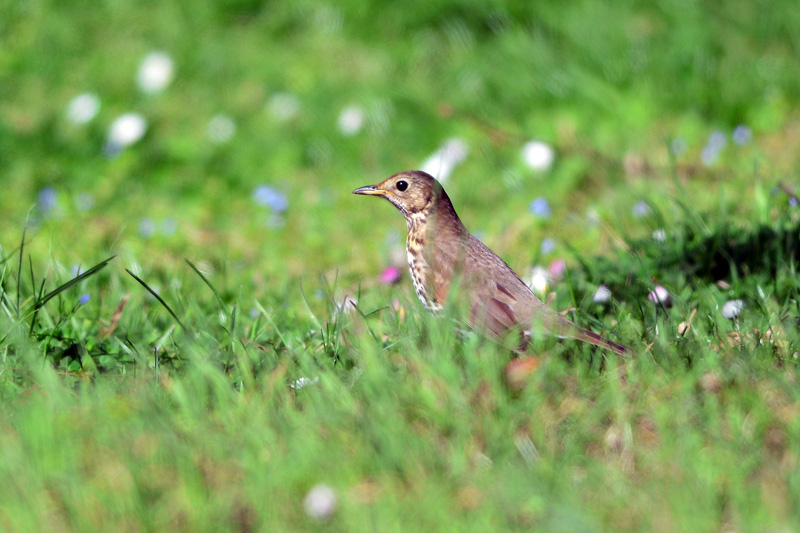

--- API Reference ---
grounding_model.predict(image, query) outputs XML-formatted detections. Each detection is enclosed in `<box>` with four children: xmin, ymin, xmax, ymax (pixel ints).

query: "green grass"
<box><xmin>2</xmin><ymin>0</ymin><xmax>800</xmax><ymax>530</ymax></box>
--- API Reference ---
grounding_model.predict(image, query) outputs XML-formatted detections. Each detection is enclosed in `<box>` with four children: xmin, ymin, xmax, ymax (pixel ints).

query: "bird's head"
<box><xmin>353</xmin><ymin>170</ymin><xmax>440</xmax><ymax>218</ymax></box>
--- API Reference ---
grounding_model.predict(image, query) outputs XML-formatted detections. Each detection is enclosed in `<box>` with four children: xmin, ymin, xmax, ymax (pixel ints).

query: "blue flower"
<box><xmin>701</xmin><ymin>145</ymin><xmax>720</xmax><ymax>166</ymax></box>
<box><xmin>139</xmin><ymin>218</ymin><xmax>156</xmax><ymax>238</ymax></box>
<box><xmin>79</xmin><ymin>293</ymin><xmax>90</xmax><ymax>305</ymax></box>
<box><xmin>540</xmin><ymin>238</ymin><xmax>555</xmax><ymax>254</ymax></box>
<box><xmin>701</xmin><ymin>130</ymin><xmax>727</xmax><ymax>167</ymax></box>
<box><xmin>632</xmin><ymin>201</ymin><xmax>651</xmax><ymax>218</ymax></box>
<box><xmin>707</xmin><ymin>130</ymin><xmax>727</xmax><ymax>151</ymax></box>
<box><xmin>38</xmin><ymin>188</ymin><xmax>58</xmax><ymax>212</ymax></box>
<box><xmin>732</xmin><ymin>125</ymin><xmax>752</xmax><ymax>146</ymax></box>
<box><xmin>253</xmin><ymin>185</ymin><xmax>288</xmax><ymax>213</ymax></box>
<box><xmin>529</xmin><ymin>197</ymin><xmax>551</xmax><ymax>219</ymax></box>
<box><xmin>103</xmin><ymin>141</ymin><xmax>123</xmax><ymax>159</ymax></box>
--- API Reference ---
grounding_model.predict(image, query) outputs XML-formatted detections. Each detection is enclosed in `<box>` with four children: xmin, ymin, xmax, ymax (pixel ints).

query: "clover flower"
<box><xmin>521</xmin><ymin>140</ymin><xmax>555</xmax><ymax>171</ymax></box>
<box><xmin>593</xmin><ymin>285</ymin><xmax>612</xmax><ymax>304</ymax></box>
<box><xmin>65</xmin><ymin>93</ymin><xmax>100</xmax><ymax>125</ymax></box>
<box><xmin>337</xmin><ymin>105</ymin><xmax>365</xmax><ymax>136</ymax></box>
<box><xmin>303</xmin><ymin>483</ymin><xmax>337</xmax><ymax>520</ymax></box>
<box><xmin>107</xmin><ymin>113</ymin><xmax>147</xmax><ymax>154</ymax></box>
<box><xmin>380</xmin><ymin>266</ymin><xmax>402</xmax><ymax>285</ymax></box>
<box><xmin>648</xmin><ymin>285</ymin><xmax>671</xmax><ymax>307</ymax></box>
<box><xmin>721</xmin><ymin>299</ymin><xmax>744</xmax><ymax>319</ymax></box>
<box><xmin>137</xmin><ymin>51</ymin><xmax>174</xmax><ymax>93</ymax></box>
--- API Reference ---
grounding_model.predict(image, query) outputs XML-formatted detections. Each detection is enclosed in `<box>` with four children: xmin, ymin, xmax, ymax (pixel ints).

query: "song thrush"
<box><xmin>353</xmin><ymin>170</ymin><xmax>628</xmax><ymax>356</ymax></box>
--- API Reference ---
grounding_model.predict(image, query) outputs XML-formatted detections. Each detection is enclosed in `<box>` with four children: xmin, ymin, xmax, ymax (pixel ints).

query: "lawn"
<box><xmin>2</xmin><ymin>0</ymin><xmax>800</xmax><ymax>530</ymax></box>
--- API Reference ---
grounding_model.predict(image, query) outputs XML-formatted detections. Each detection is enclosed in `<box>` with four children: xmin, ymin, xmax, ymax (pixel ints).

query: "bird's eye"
<box><xmin>396</xmin><ymin>180</ymin><xmax>408</xmax><ymax>192</ymax></box>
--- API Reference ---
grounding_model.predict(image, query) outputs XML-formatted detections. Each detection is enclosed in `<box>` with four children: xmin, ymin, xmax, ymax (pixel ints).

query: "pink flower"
<box><xmin>380</xmin><ymin>266</ymin><xmax>402</xmax><ymax>285</ymax></box>
<box><xmin>548</xmin><ymin>259</ymin><xmax>566</xmax><ymax>281</ymax></box>
<box><xmin>648</xmin><ymin>285</ymin><xmax>671</xmax><ymax>307</ymax></box>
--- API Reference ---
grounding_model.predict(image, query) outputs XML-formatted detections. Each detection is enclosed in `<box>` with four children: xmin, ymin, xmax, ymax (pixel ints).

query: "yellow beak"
<box><xmin>352</xmin><ymin>185</ymin><xmax>389</xmax><ymax>196</ymax></box>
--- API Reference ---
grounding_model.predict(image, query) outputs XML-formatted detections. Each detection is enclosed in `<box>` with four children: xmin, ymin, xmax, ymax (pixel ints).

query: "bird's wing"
<box><xmin>456</xmin><ymin>236</ymin><xmax>530</xmax><ymax>341</ymax></box>
<box><xmin>463</xmin><ymin>235</ymin><xmax>578</xmax><ymax>338</ymax></box>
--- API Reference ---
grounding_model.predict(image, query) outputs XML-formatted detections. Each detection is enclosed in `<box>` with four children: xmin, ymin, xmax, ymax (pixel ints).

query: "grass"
<box><xmin>2</xmin><ymin>0</ymin><xmax>800</xmax><ymax>530</ymax></box>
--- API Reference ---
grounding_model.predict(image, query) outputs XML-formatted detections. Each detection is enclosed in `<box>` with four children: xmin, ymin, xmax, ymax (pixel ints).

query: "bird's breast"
<box><xmin>405</xmin><ymin>214</ymin><xmax>442</xmax><ymax>311</ymax></box>
<box><xmin>407</xmin><ymin>240</ymin><xmax>437</xmax><ymax>310</ymax></box>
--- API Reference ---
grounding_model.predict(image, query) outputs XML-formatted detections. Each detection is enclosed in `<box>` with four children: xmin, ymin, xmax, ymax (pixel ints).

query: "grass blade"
<box><xmin>16</xmin><ymin>225</ymin><xmax>26</xmax><ymax>319</ymax></box>
<box><xmin>28</xmin><ymin>278</ymin><xmax>47</xmax><ymax>336</ymax></box>
<box><xmin>185</xmin><ymin>259</ymin><xmax>226</xmax><ymax>313</ymax></box>
<box><xmin>36</xmin><ymin>256</ymin><xmax>115</xmax><ymax>310</ymax></box>
<box><xmin>126</xmin><ymin>268</ymin><xmax>187</xmax><ymax>331</ymax></box>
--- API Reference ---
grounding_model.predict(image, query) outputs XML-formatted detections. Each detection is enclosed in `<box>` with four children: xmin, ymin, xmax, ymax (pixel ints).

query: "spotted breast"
<box><xmin>405</xmin><ymin>212</ymin><xmax>442</xmax><ymax>311</ymax></box>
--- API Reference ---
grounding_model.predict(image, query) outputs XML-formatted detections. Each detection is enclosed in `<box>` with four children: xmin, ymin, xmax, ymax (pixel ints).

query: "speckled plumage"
<box><xmin>353</xmin><ymin>170</ymin><xmax>628</xmax><ymax>356</ymax></box>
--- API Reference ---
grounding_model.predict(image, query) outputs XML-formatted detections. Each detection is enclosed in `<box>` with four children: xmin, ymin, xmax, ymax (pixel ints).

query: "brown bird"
<box><xmin>353</xmin><ymin>170</ymin><xmax>628</xmax><ymax>356</ymax></box>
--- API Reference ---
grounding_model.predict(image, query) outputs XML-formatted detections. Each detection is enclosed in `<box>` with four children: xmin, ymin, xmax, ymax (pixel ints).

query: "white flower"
<box><xmin>65</xmin><ymin>93</ymin><xmax>100</xmax><ymax>125</ymax></box>
<box><xmin>108</xmin><ymin>113</ymin><xmax>147</xmax><ymax>147</ymax></box>
<box><xmin>137</xmin><ymin>51</ymin><xmax>174</xmax><ymax>93</ymax></box>
<box><xmin>652</xmin><ymin>229</ymin><xmax>666</xmax><ymax>242</ymax></box>
<box><xmin>528</xmin><ymin>266</ymin><xmax>549</xmax><ymax>297</ymax></box>
<box><xmin>521</xmin><ymin>140</ymin><xmax>555</xmax><ymax>171</ymax></box>
<box><xmin>335</xmin><ymin>296</ymin><xmax>358</xmax><ymax>315</ymax></box>
<box><xmin>721</xmin><ymin>299</ymin><xmax>744</xmax><ymax>319</ymax></box>
<box><xmin>268</xmin><ymin>92</ymin><xmax>300</xmax><ymax>122</ymax></box>
<box><xmin>337</xmin><ymin>105</ymin><xmax>365</xmax><ymax>136</ymax></box>
<box><xmin>303</xmin><ymin>484</ymin><xmax>337</xmax><ymax>520</ymax></box>
<box><xmin>420</xmin><ymin>138</ymin><xmax>468</xmax><ymax>183</ymax></box>
<box><xmin>290</xmin><ymin>376</ymin><xmax>319</xmax><ymax>390</ymax></box>
<box><xmin>207</xmin><ymin>114</ymin><xmax>236</xmax><ymax>143</ymax></box>
<box><xmin>593</xmin><ymin>285</ymin><xmax>611</xmax><ymax>303</ymax></box>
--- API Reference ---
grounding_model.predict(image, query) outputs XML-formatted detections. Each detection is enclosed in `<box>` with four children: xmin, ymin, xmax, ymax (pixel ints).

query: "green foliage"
<box><xmin>2</xmin><ymin>0</ymin><xmax>800</xmax><ymax>530</ymax></box>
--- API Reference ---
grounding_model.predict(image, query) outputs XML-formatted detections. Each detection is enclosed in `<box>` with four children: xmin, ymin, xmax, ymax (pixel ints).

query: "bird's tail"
<box><xmin>571</xmin><ymin>326</ymin><xmax>629</xmax><ymax>357</ymax></box>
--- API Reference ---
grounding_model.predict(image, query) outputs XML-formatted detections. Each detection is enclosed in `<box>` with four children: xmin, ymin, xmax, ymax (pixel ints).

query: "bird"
<box><xmin>353</xmin><ymin>170</ymin><xmax>628</xmax><ymax>356</ymax></box>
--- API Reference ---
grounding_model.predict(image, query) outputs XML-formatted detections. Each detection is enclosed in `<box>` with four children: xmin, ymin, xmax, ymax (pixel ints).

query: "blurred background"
<box><xmin>2</xmin><ymin>0</ymin><xmax>798</xmax><ymax>287</ymax></box>
<box><xmin>4</xmin><ymin>3</ymin><xmax>800</xmax><ymax>529</ymax></box>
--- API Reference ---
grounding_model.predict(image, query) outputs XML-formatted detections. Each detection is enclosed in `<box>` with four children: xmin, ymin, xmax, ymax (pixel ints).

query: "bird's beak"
<box><xmin>352</xmin><ymin>184</ymin><xmax>389</xmax><ymax>196</ymax></box>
